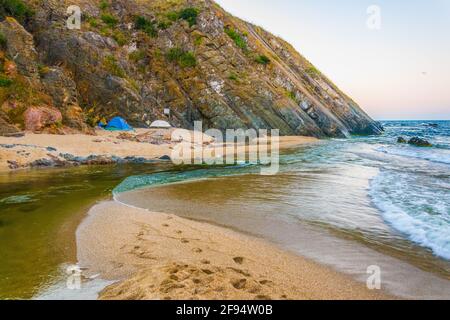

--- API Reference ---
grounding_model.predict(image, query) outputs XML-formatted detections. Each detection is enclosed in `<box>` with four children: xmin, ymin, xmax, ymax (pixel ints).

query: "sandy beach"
<box><xmin>0</xmin><ymin>129</ymin><xmax>318</xmax><ymax>172</ymax></box>
<box><xmin>76</xmin><ymin>201</ymin><xmax>392</xmax><ymax>300</ymax></box>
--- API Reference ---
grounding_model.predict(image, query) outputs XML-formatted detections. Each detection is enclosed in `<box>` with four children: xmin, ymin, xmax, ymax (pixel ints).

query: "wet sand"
<box><xmin>76</xmin><ymin>201</ymin><xmax>392</xmax><ymax>300</ymax></box>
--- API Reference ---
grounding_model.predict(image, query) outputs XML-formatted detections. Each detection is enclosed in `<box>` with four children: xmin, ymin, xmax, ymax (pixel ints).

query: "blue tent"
<box><xmin>105</xmin><ymin>117</ymin><xmax>133</xmax><ymax>131</ymax></box>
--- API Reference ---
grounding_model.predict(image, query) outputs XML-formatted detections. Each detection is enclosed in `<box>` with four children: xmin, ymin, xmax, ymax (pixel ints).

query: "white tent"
<box><xmin>150</xmin><ymin>120</ymin><xmax>172</xmax><ymax>129</ymax></box>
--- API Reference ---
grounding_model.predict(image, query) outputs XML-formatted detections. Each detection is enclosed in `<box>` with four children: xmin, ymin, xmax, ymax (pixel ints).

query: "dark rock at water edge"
<box><xmin>397</xmin><ymin>137</ymin><xmax>407</xmax><ymax>144</ymax></box>
<box><xmin>159</xmin><ymin>155</ymin><xmax>172</xmax><ymax>161</ymax></box>
<box><xmin>408</xmin><ymin>137</ymin><xmax>432</xmax><ymax>147</ymax></box>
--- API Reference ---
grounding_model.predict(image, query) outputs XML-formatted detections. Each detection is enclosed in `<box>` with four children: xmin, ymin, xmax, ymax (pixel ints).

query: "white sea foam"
<box><xmin>376</xmin><ymin>145</ymin><xmax>450</xmax><ymax>165</ymax></box>
<box><xmin>370</xmin><ymin>171</ymin><xmax>450</xmax><ymax>260</ymax></box>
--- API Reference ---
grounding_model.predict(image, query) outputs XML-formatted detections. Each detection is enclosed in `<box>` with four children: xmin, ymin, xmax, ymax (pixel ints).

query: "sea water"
<box><xmin>1</xmin><ymin>121</ymin><xmax>448</xmax><ymax>299</ymax></box>
<box><xmin>114</xmin><ymin>120</ymin><xmax>450</xmax><ymax>299</ymax></box>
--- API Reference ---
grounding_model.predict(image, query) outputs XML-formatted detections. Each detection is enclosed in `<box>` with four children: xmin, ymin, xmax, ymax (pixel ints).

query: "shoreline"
<box><xmin>76</xmin><ymin>200</ymin><xmax>393</xmax><ymax>300</ymax></box>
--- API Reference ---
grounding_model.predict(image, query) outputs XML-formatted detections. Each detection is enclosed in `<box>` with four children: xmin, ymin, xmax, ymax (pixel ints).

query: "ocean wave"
<box><xmin>376</xmin><ymin>145</ymin><xmax>450</xmax><ymax>165</ymax></box>
<box><xmin>370</xmin><ymin>170</ymin><xmax>450</xmax><ymax>260</ymax></box>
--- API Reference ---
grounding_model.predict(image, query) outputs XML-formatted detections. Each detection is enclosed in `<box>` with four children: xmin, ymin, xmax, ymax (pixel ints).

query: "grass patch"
<box><xmin>286</xmin><ymin>90</ymin><xmax>296</xmax><ymax>101</ymax></box>
<box><xmin>194</xmin><ymin>34</ymin><xmax>203</xmax><ymax>46</ymax></box>
<box><xmin>224</xmin><ymin>27</ymin><xmax>247</xmax><ymax>51</ymax></box>
<box><xmin>0</xmin><ymin>74</ymin><xmax>12</xmax><ymax>87</ymax></box>
<box><xmin>99</xmin><ymin>0</ymin><xmax>109</xmax><ymax>11</ymax></box>
<box><xmin>305</xmin><ymin>66</ymin><xmax>319</xmax><ymax>77</ymax></box>
<box><xmin>0</xmin><ymin>0</ymin><xmax>34</xmax><ymax>23</ymax></box>
<box><xmin>101</xmin><ymin>13</ymin><xmax>118</xmax><ymax>28</ymax></box>
<box><xmin>255</xmin><ymin>54</ymin><xmax>270</xmax><ymax>65</ymax></box>
<box><xmin>99</xmin><ymin>25</ymin><xmax>112</xmax><ymax>37</ymax></box>
<box><xmin>87</xmin><ymin>17</ymin><xmax>99</xmax><ymax>28</ymax></box>
<box><xmin>128</xmin><ymin>50</ymin><xmax>146</xmax><ymax>62</ymax></box>
<box><xmin>157</xmin><ymin>21</ymin><xmax>171</xmax><ymax>30</ymax></box>
<box><xmin>103</xmin><ymin>55</ymin><xmax>125</xmax><ymax>77</ymax></box>
<box><xmin>166</xmin><ymin>11</ymin><xmax>179</xmax><ymax>22</ymax></box>
<box><xmin>166</xmin><ymin>47</ymin><xmax>196</xmax><ymax>68</ymax></box>
<box><xmin>112</xmin><ymin>30</ymin><xmax>127</xmax><ymax>46</ymax></box>
<box><xmin>135</xmin><ymin>16</ymin><xmax>157</xmax><ymax>37</ymax></box>
<box><xmin>228</xmin><ymin>72</ymin><xmax>239</xmax><ymax>81</ymax></box>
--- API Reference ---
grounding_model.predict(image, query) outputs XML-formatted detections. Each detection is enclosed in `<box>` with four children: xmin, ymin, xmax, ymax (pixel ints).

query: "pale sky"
<box><xmin>215</xmin><ymin>0</ymin><xmax>450</xmax><ymax>120</ymax></box>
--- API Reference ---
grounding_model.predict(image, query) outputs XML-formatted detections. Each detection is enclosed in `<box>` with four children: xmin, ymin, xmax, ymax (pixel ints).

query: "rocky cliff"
<box><xmin>0</xmin><ymin>0</ymin><xmax>382</xmax><ymax>137</ymax></box>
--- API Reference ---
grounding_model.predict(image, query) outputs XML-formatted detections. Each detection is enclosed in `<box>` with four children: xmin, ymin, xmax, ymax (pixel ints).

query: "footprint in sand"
<box><xmin>200</xmin><ymin>259</ymin><xmax>210</xmax><ymax>265</ymax></box>
<box><xmin>233</xmin><ymin>257</ymin><xmax>244</xmax><ymax>265</ymax></box>
<box><xmin>228</xmin><ymin>267</ymin><xmax>251</xmax><ymax>277</ymax></box>
<box><xmin>137</xmin><ymin>251</ymin><xmax>156</xmax><ymax>260</ymax></box>
<box><xmin>162</xmin><ymin>224</ymin><xmax>169</xmax><ymax>227</ymax></box>
<box><xmin>192</xmin><ymin>248</ymin><xmax>203</xmax><ymax>253</ymax></box>
<box><xmin>231</xmin><ymin>278</ymin><xmax>247</xmax><ymax>290</ymax></box>
<box><xmin>181</xmin><ymin>239</ymin><xmax>189</xmax><ymax>244</ymax></box>
<box><xmin>175</xmin><ymin>230</ymin><xmax>183</xmax><ymax>234</ymax></box>
<box><xmin>201</xmin><ymin>269</ymin><xmax>214</xmax><ymax>275</ymax></box>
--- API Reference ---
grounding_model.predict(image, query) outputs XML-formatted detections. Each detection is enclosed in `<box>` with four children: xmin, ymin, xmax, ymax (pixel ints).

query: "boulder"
<box><xmin>397</xmin><ymin>137</ymin><xmax>407</xmax><ymax>143</ymax></box>
<box><xmin>408</xmin><ymin>137</ymin><xmax>432</xmax><ymax>147</ymax></box>
<box><xmin>24</xmin><ymin>106</ymin><xmax>63</xmax><ymax>132</ymax></box>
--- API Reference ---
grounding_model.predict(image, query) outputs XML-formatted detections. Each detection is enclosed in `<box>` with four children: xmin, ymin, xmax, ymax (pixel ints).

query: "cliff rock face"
<box><xmin>0</xmin><ymin>0</ymin><xmax>382</xmax><ymax>137</ymax></box>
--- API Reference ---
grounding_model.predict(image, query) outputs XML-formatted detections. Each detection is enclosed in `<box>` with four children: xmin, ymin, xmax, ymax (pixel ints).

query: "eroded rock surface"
<box><xmin>0</xmin><ymin>0</ymin><xmax>382</xmax><ymax>137</ymax></box>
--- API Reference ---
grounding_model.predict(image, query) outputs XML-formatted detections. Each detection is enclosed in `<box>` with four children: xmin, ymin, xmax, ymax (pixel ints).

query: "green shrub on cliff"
<box><xmin>286</xmin><ymin>90</ymin><xmax>297</xmax><ymax>101</ymax></box>
<box><xmin>228</xmin><ymin>72</ymin><xmax>239</xmax><ymax>81</ymax></box>
<box><xmin>101</xmin><ymin>13</ymin><xmax>118</xmax><ymax>28</ymax></box>
<box><xmin>166</xmin><ymin>8</ymin><xmax>200</xmax><ymax>27</ymax></box>
<box><xmin>225</xmin><ymin>27</ymin><xmax>247</xmax><ymax>51</ymax></box>
<box><xmin>178</xmin><ymin>8</ymin><xmax>199</xmax><ymax>27</ymax></box>
<box><xmin>135</xmin><ymin>16</ymin><xmax>157</xmax><ymax>37</ymax></box>
<box><xmin>99</xmin><ymin>0</ymin><xmax>109</xmax><ymax>11</ymax></box>
<box><xmin>87</xmin><ymin>17</ymin><xmax>99</xmax><ymax>28</ymax></box>
<box><xmin>306</xmin><ymin>66</ymin><xmax>319</xmax><ymax>77</ymax></box>
<box><xmin>255</xmin><ymin>55</ymin><xmax>270</xmax><ymax>65</ymax></box>
<box><xmin>166</xmin><ymin>47</ymin><xmax>197</xmax><ymax>68</ymax></box>
<box><xmin>103</xmin><ymin>55</ymin><xmax>125</xmax><ymax>78</ymax></box>
<box><xmin>179</xmin><ymin>52</ymin><xmax>196</xmax><ymax>68</ymax></box>
<box><xmin>0</xmin><ymin>74</ymin><xmax>12</xmax><ymax>87</ymax></box>
<box><xmin>166</xmin><ymin>11</ymin><xmax>179</xmax><ymax>22</ymax></box>
<box><xmin>166</xmin><ymin>47</ymin><xmax>183</xmax><ymax>61</ymax></box>
<box><xmin>0</xmin><ymin>0</ymin><xmax>34</xmax><ymax>23</ymax></box>
<box><xmin>157</xmin><ymin>21</ymin><xmax>171</xmax><ymax>30</ymax></box>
